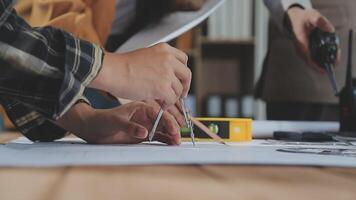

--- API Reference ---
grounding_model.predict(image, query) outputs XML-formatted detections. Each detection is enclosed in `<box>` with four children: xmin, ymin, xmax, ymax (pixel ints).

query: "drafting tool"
<box><xmin>148</xmin><ymin>108</ymin><xmax>164</xmax><ymax>142</ymax></box>
<box><xmin>181</xmin><ymin>118</ymin><xmax>252</xmax><ymax>143</ymax></box>
<box><xmin>180</xmin><ymin>98</ymin><xmax>195</xmax><ymax>145</ymax></box>
<box><xmin>310</xmin><ymin>28</ymin><xmax>340</xmax><ymax>95</ymax></box>
<box><xmin>189</xmin><ymin>120</ymin><xmax>195</xmax><ymax>145</ymax></box>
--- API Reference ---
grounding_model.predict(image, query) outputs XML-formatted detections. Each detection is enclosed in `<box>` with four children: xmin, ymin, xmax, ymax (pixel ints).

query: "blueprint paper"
<box><xmin>0</xmin><ymin>137</ymin><xmax>356</xmax><ymax>168</ymax></box>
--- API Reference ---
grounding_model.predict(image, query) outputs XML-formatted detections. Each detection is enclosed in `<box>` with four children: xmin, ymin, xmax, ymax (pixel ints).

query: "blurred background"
<box><xmin>171</xmin><ymin>0</ymin><xmax>268</xmax><ymax>120</ymax></box>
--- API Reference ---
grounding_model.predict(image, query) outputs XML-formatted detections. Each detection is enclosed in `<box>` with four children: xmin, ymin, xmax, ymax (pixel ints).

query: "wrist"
<box><xmin>284</xmin><ymin>6</ymin><xmax>305</xmax><ymax>36</ymax></box>
<box><xmin>90</xmin><ymin>52</ymin><xmax>112</xmax><ymax>91</ymax></box>
<box><xmin>89</xmin><ymin>52</ymin><xmax>129</xmax><ymax>97</ymax></box>
<box><xmin>287</xmin><ymin>5</ymin><xmax>305</xmax><ymax>18</ymax></box>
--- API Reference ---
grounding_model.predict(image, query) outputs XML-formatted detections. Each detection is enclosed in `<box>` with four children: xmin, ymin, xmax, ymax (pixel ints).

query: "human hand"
<box><xmin>145</xmin><ymin>100</ymin><xmax>187</xmax><ymax>127</ymax></box>
<box><xmin>286</xmin><ymin>6</ymin><xmax>341</xmax><ymax>72</ymax></box>
<box><xmin>92</xmin><ymin>43</ymin><xmax>191</xmax><ymax>109</ymax></box>
<box><xmin>56</xmin><ymin>102</ymin><xmax>181</xmax><ymax>145</ymax></box>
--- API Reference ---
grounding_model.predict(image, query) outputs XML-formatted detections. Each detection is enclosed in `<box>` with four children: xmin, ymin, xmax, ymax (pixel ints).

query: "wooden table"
<box><xmin>1</xmin><ymin>132</ymin><xmax>356</xmax><ymax>200</ymax></box>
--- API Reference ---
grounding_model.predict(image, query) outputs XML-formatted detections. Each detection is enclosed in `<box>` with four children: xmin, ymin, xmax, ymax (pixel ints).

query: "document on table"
<box><xmin>252</xmin><ymin>121</ymin><xmax>340</xmax><ymax>138</ymax></box>
<box><xmin>1</xmin><ymin>137</ymin><xmax>356</xmax><ymax>168</ymax></box>
<box><xmin>116</xmin><ymin>0</ymin><xmax>225</xmax><ymax>53</ymax></box>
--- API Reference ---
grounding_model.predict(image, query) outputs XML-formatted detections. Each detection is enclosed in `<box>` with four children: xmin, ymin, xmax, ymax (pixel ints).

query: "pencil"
<box><xmin>189</xmin><ymin>116</ymin><xmax>227</xmax><ymax>145</ymax></box>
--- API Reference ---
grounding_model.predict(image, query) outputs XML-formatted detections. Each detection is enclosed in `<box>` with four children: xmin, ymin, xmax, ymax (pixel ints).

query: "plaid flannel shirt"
<box><xmin>0</xmin><ymin>0</ymin><xmax>104</xmax><ymax>141</ymax></box>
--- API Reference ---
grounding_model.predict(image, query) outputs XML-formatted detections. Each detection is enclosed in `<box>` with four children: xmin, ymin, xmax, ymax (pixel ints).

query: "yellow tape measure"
<box><xmin>181</xmin><ymin>118</ymin><xmax>252</xmax><ymax>142</ymax></box>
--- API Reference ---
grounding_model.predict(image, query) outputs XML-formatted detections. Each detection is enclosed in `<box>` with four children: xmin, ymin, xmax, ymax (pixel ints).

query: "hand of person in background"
<box><xmin>286</xmin><ymin>6</ymin><xmax>341</xmax><ymax>72</ymax></box>
<box><xmin>173</xmin><ymin>0</ymin><xmax>206</xmax><ymax>11</ymax></box>
<box><xmin>56</xmin><ymin>102</ymin><xmax>181</xmax><ymax>145</ymax></box>
<box><xmin>91</xmin><ymin>43</ymin><xmax>192</xmax><ymax>109</ymax></box>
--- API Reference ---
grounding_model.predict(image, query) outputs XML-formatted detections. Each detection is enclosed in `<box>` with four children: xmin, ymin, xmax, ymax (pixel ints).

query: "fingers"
<box><xmin>335</xmin><ymin>48</ymin><xmax>342</xmax><ymax>66</ymax></box>
<box><xmin>145</xmin><ymin>100</ymin><xmax>184</xmax><ymax>129</ymax></box>
<box><xmin>159</xmin><ymin>75</ymin><xmax>183</xmax><ymax>109</ymax></box>
<box><xmin>168</xmin><ymin>47</ymin><xmax>191</xmax><ymax>97</ymax></box>
<box><xmin>156</xmin><ymin>43</ymin><xmax>192</xmax><ymax>98</ymax></box>
<box><xmin>309</xmin><ymin>10</ymin><xmax>335</xmax><ymax>32</ymax></box>
<box><xmin>171</xmin><ymin>76</ymin><xmax>184</xmax><ymax>99</ymax></box>
<box><xmin>173</xmin><ymin>62</ymin><xmax>192</xmax><ymax>97</ymax></box>
<box><xmin>291</xmin><ymin>9</ymin><xmax>336</xmax><ymax>73</ymax></box>
<box><xmin>167</xmin><ymin>104</ymin><xmax>186</xmax><ymax>127</ymax></box>
<box><xmin>143</xmin><ymin>103</ymin><xmax>181</xmax><ymax>145</ymax></box>
<box><xmin>154</xmin><ymin>132</ymin><xmax>181</xmax><ymax>145</ymax></box>
<box><xmin>154</xmin><ymin>43</ymin><xmax>188</xmax><ymax>65</ymax></box>
<box><xmin>161</xmin><ymin>87</ymin><xmax>179</xmax><ymax>110</ymax></box>
<box><xmin>295</xmin><ymin>40</ymin><xmax>325</xmax><ymax>73</ymax></box>
<box><xmin>160</xmin><ymin>110</ymin><xmax>181</xmax><ymax>137</ymax></box>
<box><xmin>166</xmin><ymin>44</ymin><xmax>189</xmax><ymax>65</ymax></box>
<box><xmin>122</xmin><ymin>120</ymin><xmax>149</xmax><ymax>139</ymax></box>
<box><xmin>146</xmin><ymin>103</ymin><xmax>161</xmax><ymax>121</ymax></box>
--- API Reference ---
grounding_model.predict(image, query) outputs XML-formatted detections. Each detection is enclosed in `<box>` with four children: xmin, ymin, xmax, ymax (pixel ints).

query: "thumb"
<box><xmin>313</xmin><ymin>15</ymin><xmax>335</xmax><ymax>32</ymax></box>
<box><xmin>122</xmin><ymin>121</ymin><xmax>148</xmax><ymax>139</ymax></box>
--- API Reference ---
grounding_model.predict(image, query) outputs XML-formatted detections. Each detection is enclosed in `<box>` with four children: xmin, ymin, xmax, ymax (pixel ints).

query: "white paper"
<box><xmin>115</xmin><ymin>0</ymin><xmax>225</xmax><ymax>53</ymax></box>
<box><xmin>1</xmin><ymin>137</ymin><xmax>356</xmax><ymax>168</ymax></box>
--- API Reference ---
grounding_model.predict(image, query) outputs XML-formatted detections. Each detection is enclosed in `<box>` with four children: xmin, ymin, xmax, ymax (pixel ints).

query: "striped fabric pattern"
<box><xmin>0</xmin><ymin>0</ymin><xmax>104</xmax><ymax>141</ymax></box>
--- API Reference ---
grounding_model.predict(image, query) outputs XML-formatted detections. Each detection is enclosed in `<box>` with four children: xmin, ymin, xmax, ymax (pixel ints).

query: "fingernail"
<box><xmin>175</xmin><ymin>138</ymin><xmax>181</xmax><ymax>145</ymax></box>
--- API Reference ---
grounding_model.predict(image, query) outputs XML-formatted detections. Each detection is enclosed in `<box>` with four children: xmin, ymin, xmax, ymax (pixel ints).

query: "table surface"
<box><xmin>1</xmin><ymin>132</ymin><xmax>356</xmax><ymax>200</ymax></box>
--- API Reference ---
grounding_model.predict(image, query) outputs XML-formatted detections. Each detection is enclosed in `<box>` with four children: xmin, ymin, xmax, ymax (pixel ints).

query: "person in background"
<box><xmin>0</xmin><ymin>0</ymin><xmax>192</xmax><ymax>144</ymax></box>
<box><xmin>257</xmin><ymin>0</ymin><xmax>356</xmax><ymax>121</ymax></box>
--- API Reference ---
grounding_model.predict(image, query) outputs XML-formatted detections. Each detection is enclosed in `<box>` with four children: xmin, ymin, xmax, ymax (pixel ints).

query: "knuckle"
<box><xmin>187</xmin><ymin>68</ymin><xmax>192</xmax><ymax>79</ymax></box>
<box><xmin>162</xmin><ymin>53</ymin><xmax>174</xmax><ymax>62</ymax></box>
<box><xmin>133</xmin><ymin>101</ymin><xmax>145</xmax><ymax>107</ymax></box>
<box><xmin>178</xmin><ymin>82</ymin><xmax>184</xmax><ymax>91</ymax></box>
<box><xmin>162</xmin><ymin>54</ymin><xmax>174</xmax><ymax>69</ymax></box>
<box><xmin>162</xmin><ymin>72</ymin><xmax>173</xmax><ymax>81</ymax></box>
<box><xmin>160</xmin><ymin>78</ymin><xmax>172</xmax><ymax>92</ymax></box>
<box><xmin>168</xmin><ymin>97</ymin><xmax>176</xmax><ymax>105</ymax></box>
<box><xmin>183</xmin><ymin>53</ymin><xmax>189</xmax><ymax>62</ymax></box>
<box><xmin>312</xmin><ymin>15</ymin><xmax>322</xmax><ymax>24</ymax></box>
<box><xmin>309</xmin><ymin>9</ymin><xmax>319</xmax><ymax>16</ymax></box>
<box><xmin>157</xmin><ymin>43</ymin><xmax>170</xmax><ymax>50</ymax></box>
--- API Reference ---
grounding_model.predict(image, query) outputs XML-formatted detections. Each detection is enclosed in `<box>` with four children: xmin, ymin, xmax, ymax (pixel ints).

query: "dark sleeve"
<box><xmin>0</xmin><ymin>98</ymin><xmax>68</xmax><ymax>142</ymax></box>
<box><xmin>0</xmin><ymin>0</ymin><xmax>104</xmax><ymax>120</ymax></box>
